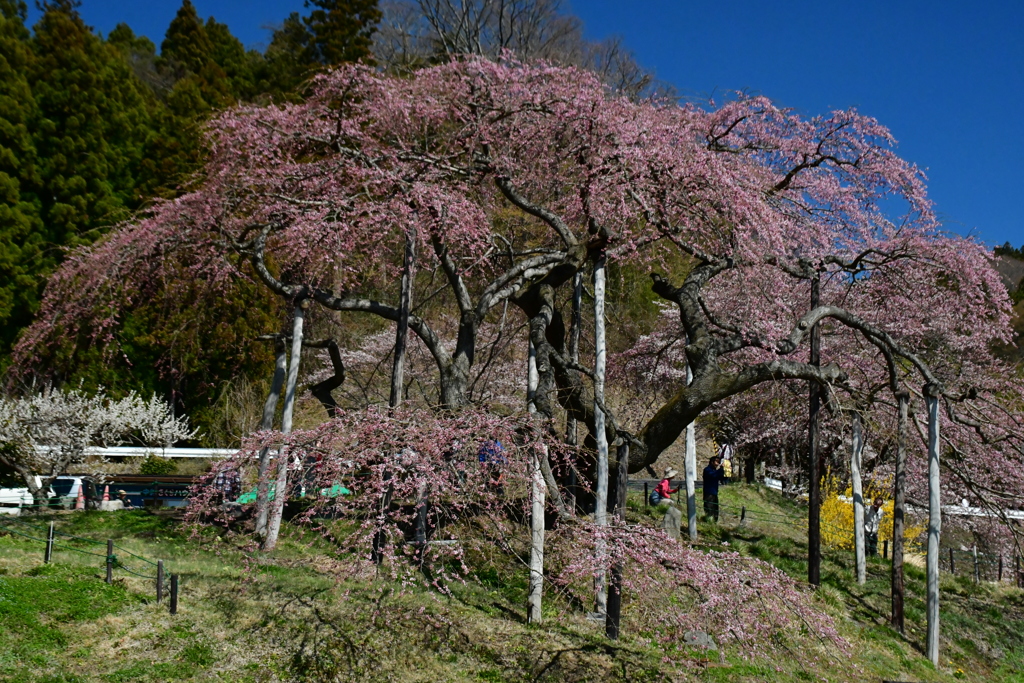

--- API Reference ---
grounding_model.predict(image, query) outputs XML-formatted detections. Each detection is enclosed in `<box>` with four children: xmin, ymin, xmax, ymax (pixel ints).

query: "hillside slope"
<box><xmin>1</xmin><ymin>487</ymin><xmax>1022</xmax><ymax>682</ymax></box>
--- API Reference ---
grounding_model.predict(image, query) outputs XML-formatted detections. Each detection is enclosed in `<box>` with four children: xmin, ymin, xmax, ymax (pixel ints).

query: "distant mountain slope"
<box><xmin>995</xmin><ymin>254</ymin><xmax>1024</xmax><ymax>294</ymax></box>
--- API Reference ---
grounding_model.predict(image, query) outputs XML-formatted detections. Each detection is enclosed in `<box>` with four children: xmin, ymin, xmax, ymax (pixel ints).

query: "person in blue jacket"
<box><xmin>702</xmin><ymin>456</ymin><xmax>726</xmax><ymax>522</ymax></box>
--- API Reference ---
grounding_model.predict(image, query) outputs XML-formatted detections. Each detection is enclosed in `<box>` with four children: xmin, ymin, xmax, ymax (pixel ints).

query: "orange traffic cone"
<box><xmin>102</xmin><ymin>485</ymin><xmax>110</xmax><ymax>501</ymax></box>
<box><xmin>75</xmin><ymin>486</ymin><xmax>85</xmax><ymax>510</ymax></box>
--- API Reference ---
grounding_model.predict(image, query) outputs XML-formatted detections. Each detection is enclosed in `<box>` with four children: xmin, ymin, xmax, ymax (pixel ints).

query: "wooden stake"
<box><xmin>170</xmin><ymin>574</ymin><xmax>178</xmax><ymax>614</ymax></box>
<box><xmin>157</xmin><ymin>560</ymin><xmax>164</xmax><ymax>603</ymax></box>
<box><xmin>105</xmin><ymin>540</ymin><xmax>114</xmax><ymax>583</ymax></box>
<box><xmin>44</xmin><ymin>521</ymin><xmax>54</xmax><ymax>564</ymax></box>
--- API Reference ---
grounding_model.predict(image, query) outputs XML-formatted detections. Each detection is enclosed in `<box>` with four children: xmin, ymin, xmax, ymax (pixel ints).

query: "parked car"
<box><xmin>0</xmin><ymin>475</ymin><xmax>103</xmax><ymax>514</ymax></box>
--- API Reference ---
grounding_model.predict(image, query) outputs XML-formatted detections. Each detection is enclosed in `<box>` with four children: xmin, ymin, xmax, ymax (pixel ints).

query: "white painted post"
<box><xmin>684</xmin><ymin>359</ymin><xmax>697</xmax><ymax>542</ymax></box>
<box><xmin>925</xmin><ymin>385</ymin><xmax>941</xmax><ymax>667</ymax></box>
<box><xmin>263</xmin><ymin>302</ymin><xmax>306</xmax><ymax>552</ymax></box>
<box><xmin>851</xmin><ymin>411</ymin><xmax>866</xmax><ymax>585</ymax></box>
<box><xmin>255</xmin><ymin>339</ymin><xmax>287</xmax><ymax>538</ymax></box>
<box><xmin>390</xmin><ymin>231</ymin><xmax>416</xmax><ymax>408</ymax></box>
<box><xmin>527</xmin><ymin>340</ymin><xmax>539</xmax><ymax>414</ymax></box>
<box><xmin>593</xmin><ymin>254</ymin><xmax>609</xmax><ymax>615</ymax></box>
<box><xmin>528</xmin><ymin>443</ymin><xmax>547</xmax><ymax>623</ymax></box>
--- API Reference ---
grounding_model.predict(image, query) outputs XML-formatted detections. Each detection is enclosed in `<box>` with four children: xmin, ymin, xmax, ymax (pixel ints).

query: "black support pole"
<box><xmin>808</xmin><ymin>270</ymin><xmax>822</xmax><ymax>587</ymax></box>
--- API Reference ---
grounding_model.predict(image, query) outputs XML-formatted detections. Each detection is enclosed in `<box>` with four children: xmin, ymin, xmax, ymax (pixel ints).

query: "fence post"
<box><xmin>998</xmin><ymin>554</ymin><xmax>1003</xmax><ymax>583</ymax></box>
<box><xmin>883</xmin><ymin>540</ymin><xmax>888</xmax><ymax>560</ymax></box>
<box><xmin>157</xmin><ymin>560</ymin><xmax>164</xmax><ymax>603</ymax></box>
<box><xmin>106</xmin><ymin>540</ymin><xmax>114</xmax><ymax>583</ymax></box>
<box><xmin>741</xmin><ymin>505</ymin><xmax>746</xmax><ymax>524</ymax></box>
<box><xmin>1017</xmin><ymin>555</ymin><xmax>1021</xmax><ymax>588</ymax></box>
<box><xmin>973</xmin><ymin>546</ymin><xmax>979</xmax><ymax>583</ymax></box>
<box><xmin>949</xmin><ymin>547</ymin><xmax>955</xmax><ymax>575</ymax></box>
<box><xmin>44</xmin><ymin>521</ymin><xmax>54</xmax><ymax>564</ymax></box>
<box><xmin>170</xmin><ymin>574</ymin><xmax>179</xmax><ymax>614</ymax></box>
<box><xmin>644</xmin><ymin>482</ymin><xmax>648</xmax><ymax>508</ymax></box>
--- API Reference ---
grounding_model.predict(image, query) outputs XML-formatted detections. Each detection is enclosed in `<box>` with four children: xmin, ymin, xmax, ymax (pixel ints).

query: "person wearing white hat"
<box><xmin>650</xmin><ymin>467</ymin><xmax>680</xmax><ymax>506</ymax></box>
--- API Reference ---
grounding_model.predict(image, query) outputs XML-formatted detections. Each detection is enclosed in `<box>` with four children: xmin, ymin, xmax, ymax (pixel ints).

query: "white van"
<box><xmin>0</xmin><ymin>475</ymin><xmax>97</xmax><ymax>514</ymax></box>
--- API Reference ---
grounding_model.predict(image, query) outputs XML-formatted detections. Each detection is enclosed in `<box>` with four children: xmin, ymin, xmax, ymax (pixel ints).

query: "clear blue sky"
<box><xmin>27</xmin><ymin>0</ymin><xmax>1024</xmax><ymax>249</ymax></box>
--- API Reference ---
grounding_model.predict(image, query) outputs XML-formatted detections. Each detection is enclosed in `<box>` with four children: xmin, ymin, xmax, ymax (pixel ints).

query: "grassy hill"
<box><xmin>1</xmin><ymin>485</ymin><xmax>1022</xmax><ymax>682</ymax></box>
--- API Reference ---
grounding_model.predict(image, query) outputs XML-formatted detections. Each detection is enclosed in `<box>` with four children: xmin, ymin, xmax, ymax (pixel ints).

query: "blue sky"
<box><xmin>26</xmin><ymin>0</ymin><xmax>1023</xmax><ymax>249</ymax></box>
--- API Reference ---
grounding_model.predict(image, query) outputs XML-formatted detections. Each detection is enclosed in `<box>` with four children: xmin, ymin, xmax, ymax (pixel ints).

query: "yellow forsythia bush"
<box><xmin>819</xmin><ymin>477</ymin><xmax>926</xmax><ymax>551</ymax></box>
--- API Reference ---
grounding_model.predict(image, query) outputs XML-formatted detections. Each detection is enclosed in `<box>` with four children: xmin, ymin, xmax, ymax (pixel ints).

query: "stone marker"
<box><xmin>663</xmin><ymin>505</ymin><xmax>682</xmax><ymax>541</ymax></box>
<box><xmin>683</xmin><ymin>630</ymin><xmax>717</xmax><ymax>651</ymax></box>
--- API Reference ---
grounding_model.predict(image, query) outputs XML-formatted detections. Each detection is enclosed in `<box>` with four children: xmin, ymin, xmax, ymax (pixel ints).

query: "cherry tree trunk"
<box><xmin>684</xmin><ymin>357</ymin><xmax>697</xmax><ymax>542</ymax></box>
<box><xmin>263</xmin><ymin>303</ymin><xmax>305</xmax><ymax>552</ymax></box>
<box><xmin>527</xmin><ymin>443</ymin><xmax>547</xmax><ymax>624</ymax></box>
<box><xmin>255</xmin><ymin>339</ymin><xmax>288</xmax><ymax>538</ymax></box>
<box><xmin>891</xmin><ymin>391</ymin><xmax>910</xmax><ymax>632</ymax></box>
<box><xmin>593</xmin><ymin>254</ymin><xmax>609</xmax><ymax>615</ymax></box>
<box><xmin>925</xmin><ymin>385</ymin><xmax>942</xmax><ymax>666</ymax></box>
<box><xmin>808</xmin><ymin>272</ymin><xmax>822</xmax><ymax>587</ymax></box>
<box><xmin>606</xmin><ymin>441</ymin><xmax>628</xmax><ymax>639</ymax></box>
<box><xmin>851</xmin><ymin>410</ymin><xmax>866</xmax><ymax>585</ymax></box>
<box><xmin>390</xmin><ymin>231</ymin><xmax>416</xmax><ymax>407</ymax></box>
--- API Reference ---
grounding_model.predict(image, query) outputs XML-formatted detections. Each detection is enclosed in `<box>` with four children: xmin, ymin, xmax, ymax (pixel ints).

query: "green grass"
<box><xmin>0</xmin><ymin>489</ymin><xmax>1021</xmax><ymax>682</ymax></box>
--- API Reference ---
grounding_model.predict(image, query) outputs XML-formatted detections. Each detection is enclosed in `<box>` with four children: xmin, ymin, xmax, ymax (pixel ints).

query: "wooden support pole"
<box><xmin>105</xmin><ymin>540</ymin><xmax>114</xmax><ymax>583</ymax></box>
<box><xmin>925</xmin><ymin>385</ymin><xmax>941</xmax><ymax>667</ymax></box>
<box><xmin>973</xmin><ymin>546</ymin><xmax>980</xmax><ymax>583</ymax></box>
<box><xmin>44</xmin><ymin>521</ymin><xmax>54</xmax><ymax>564</ymax></box>
<box><xmin>389</xmin><ymin>230</ymin><xmax>415</xmax><ymax>408</ymax></box>
<box><xmin>527</xmin><ymin>444</ymin><xmax>547</xmax><ymax>624</ymax></box>
<box><xmin>883</xmin><ymin>540</ymin><xmax>888</xmax><ymax>560</ymax></box>
<box><xmin>255</xmin><ymin>338</ymin><xmax>287</xmax><ymax>538</ymax></box>
<box><xmin>949</xmin><ymin>547</ymin><xmax>955</xmax><ymax>575</ymax></box>
<box><xmin>606</xmin><ymin>442</ymin><xmax>629</xmax><ymax>640</ymax></box>
<box><xmin>998</xmin><ymin>554</ymin><xmax>1003</xmax><ymax>582</ymax></box>
<box><xmin>740</xmin><ymin>505</ymin><xmax>746</xmax><ymax>524</ymax></box>
<box><xmin>157</xmin><ymin>560</ymin><xmax>164</xmax><ymax>603</ymax></box>
<box><xmin>643</xmin><ymin>481</ymin><xmax>648</xmax><ymax>508</ymax></box>
<box><xmin>851</xmin><ymin>411</ymin><xmax>866</xmax><ymax>585</ymax></box>
<box><xmin>170</xmin><ymin>574</ymin><xmax>178</xmax><ymax>614</ymax></box>
<box><xmin>807</xmin><ymin>271</ymin><xmax>822</xmax><ymax>588</ymax></box>
<box><xmin>593</xmin><ymin>252</ymin><xmax>609</xmax><ymax>615</ymax></box>
<box><xmin>684</xmin><ymin>354</ymin><xmax>697</xmax><ymax>543</ymax></box>
<box><xmin>891</xmin><ymin>392</ymin><xmax>909</xmax><ymax>632</ymax></box>
<box><xmin>263</xmin><ymin>301</ymin><xmax>306</xmax><ymax>552</ymax></box>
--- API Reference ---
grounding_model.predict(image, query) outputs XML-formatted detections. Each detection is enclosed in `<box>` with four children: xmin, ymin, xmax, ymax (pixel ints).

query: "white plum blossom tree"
<box><xmin>0</xmin><ymin>388</ymin><xmax>195</xmax><ymax>506</ymax></box>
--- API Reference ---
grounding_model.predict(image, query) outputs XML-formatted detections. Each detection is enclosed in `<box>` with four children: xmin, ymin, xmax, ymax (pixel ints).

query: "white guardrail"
<box><xmin>35</xmin><ymin>446</ymin><xmax>237</xmax><ymax>459</ymax></box>
<box><xmin>764</xmin><ymin>477</ymin><xmax>1024</xmax><ymax>520</ymax></box>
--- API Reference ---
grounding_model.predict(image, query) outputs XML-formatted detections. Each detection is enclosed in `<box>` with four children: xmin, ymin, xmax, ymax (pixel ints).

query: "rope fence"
<box><xmin>0</xmin><ymin>515</ymin><xmax>179</xmax><ymax>612</ymax></box>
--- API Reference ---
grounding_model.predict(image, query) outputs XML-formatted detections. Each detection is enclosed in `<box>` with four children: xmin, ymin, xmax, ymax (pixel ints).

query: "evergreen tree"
<box><xmin>304</xmin><ymin>0</ymin><xmax>380</xmax><ymax>66</ymax></box>
<box><xmin>205</xmin><ymin>16</ymin><xmax>263</xmax><ymax>100</ymax></box>
<box><xmin>262</xmin><ymin>12</ymin><xmax>315</xmax><ymax>97</ymax></box>
<box><xmin>160</xmin><ymin>0</ymin><xmax>213</xmax><ymax>74</ymax></box>
<box><xmin>0</xmin><ymin>0</ymin><xmax>42</xmax><ymax>361</ymax></box>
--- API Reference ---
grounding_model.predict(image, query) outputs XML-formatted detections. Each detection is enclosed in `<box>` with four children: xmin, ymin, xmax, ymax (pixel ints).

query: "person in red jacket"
<box><xmin>651</xmin><ymin>467</ymin><xmax>680</xmax><ymax>506</ymax></box>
